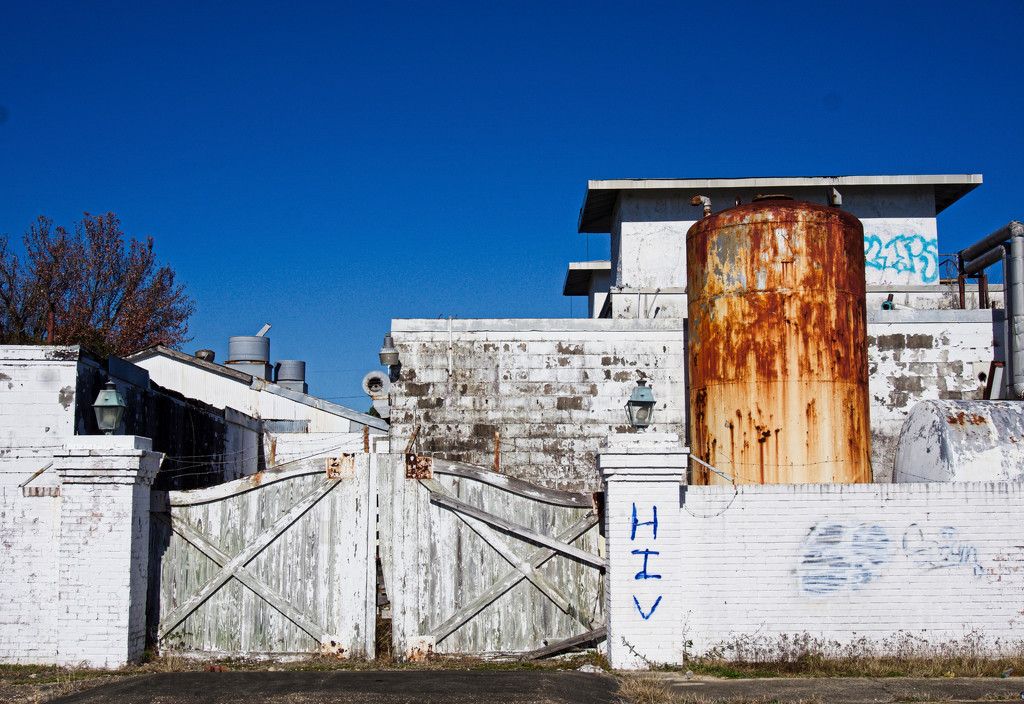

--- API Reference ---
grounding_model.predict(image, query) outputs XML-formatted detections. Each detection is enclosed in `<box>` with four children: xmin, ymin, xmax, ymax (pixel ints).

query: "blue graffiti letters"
<box><xmin>631</xmin><ymin>503</ymin><xmax>658</xmax><ymax>540</ymax></box>
<box><xmin>864</xmin><ymin>233</ymin><xmax>938</xmax><ymax>283</ymax></box>
<box><xmin>629</xmin><ymin>503</ymin><xmax>663</xmax><ymax>620</ymax></box>
<box><xmin>633</xmin><ymin>595</ymin><xmax>662</xmax><ymax>620</ymax></box>
<box><xmin>632</xmin><ymin>549</ymin><xmax>662</xmax><ymax>580</ymax></box>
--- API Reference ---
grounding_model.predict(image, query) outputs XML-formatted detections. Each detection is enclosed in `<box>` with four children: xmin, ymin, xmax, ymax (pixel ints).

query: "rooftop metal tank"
<box><xmin>686</xmin><ymin>198</ymin><xmax>871</xmax><ymax>485</ymax></box>
<box><xmin>226</xmin><ymin>335</ymin><xmax>272</xmax><ymax>380</ymax></box>
<box><xmin>275</xmin><ymin>360</ymin><xmax>308</xmax><ymax>393</ymax></box>
<box><xmin>894</xmin><ymin>400</ymin><xmax>1024</xmax><ymax>482</ymax></box>
<box><xmin>228</xmin><ymin>335</ymin><xmax>271</xmax><ymax>363</ymax></box>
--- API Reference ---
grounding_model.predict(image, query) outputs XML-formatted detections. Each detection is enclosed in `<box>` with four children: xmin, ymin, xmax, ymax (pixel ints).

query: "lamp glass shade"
<box><xmin>625</xmin><ymin>380</ymin><xmax>656</xmax><ymax>429</ymax></box>
<box><xmin>93</xmin><ymin>381</ymin><xmax>126</xmax><ymax>435</ymax></box>
<box><xmin>379</xmin><ymin>333</ymin><xmax>400</xmax><ymax>366</ymax></box>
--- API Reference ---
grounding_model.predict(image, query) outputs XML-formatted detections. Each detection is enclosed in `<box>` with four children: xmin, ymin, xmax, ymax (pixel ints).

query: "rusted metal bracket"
<box><xmin>591</xmin><ymin>491</ymin><xmax>604</xmax><ymax>531</ymax></box>
<box><xmin>404</xmin><ymin>425</ymin><xmax>421</xmax><ymax>454</ymax></box>
<box><xmin>326</xmin><ymin>454</ymin><xmax>355</xmax><ymax>479</ymax></box>
<box><xmin>19</xmin><ymin>461</ymin><xmax>58</xmax><ymax>496</ymax></box>
<box><xmin>405</xmin><ymin>453</ymin><xmax>433</xmax><ymax>479</ymax></box>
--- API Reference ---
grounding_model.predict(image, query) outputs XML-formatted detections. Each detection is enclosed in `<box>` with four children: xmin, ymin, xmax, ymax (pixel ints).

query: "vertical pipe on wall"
<box><xmin>958</xmin><ymin>221</ymin><xmax>1024</xmax><ymax>400</ymax></box>
<box><xmin>1002</xmin><ymin>244</ymin><xmax>1012</xmax><ymax>399</ymax></box>
<box><xmin>1009</xmin><ymin>226</ymin><xmax>1024</xmax><ymax>398</ymax></box>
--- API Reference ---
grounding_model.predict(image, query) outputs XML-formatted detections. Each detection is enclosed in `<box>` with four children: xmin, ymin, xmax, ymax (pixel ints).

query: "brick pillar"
<box><xmin>599</xmin><ymin>433</ymin><xmax>688</xmax><ymax>669</ymax></box>
<box><xmin>54</xmin><ymin>436</ymin><xmax>162</xmax><ymax>667</ymax></box>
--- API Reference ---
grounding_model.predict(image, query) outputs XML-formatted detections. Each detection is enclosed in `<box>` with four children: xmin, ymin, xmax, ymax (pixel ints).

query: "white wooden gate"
<box><xmin>379</xmin><ymin>453</ymin><xmax>605</xmax><ymax>657</ymax></box>
<box><xmin>150</xmin><ymin>453</ymin><xmax>377</xmax><ymax>657</ymax></box>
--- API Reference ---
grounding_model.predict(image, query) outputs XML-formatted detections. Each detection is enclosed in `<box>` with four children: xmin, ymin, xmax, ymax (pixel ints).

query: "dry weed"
<box><xmin>689</xmin><ymin>630</ymin><xmax>1024</xmax><ymax>678</ymax></box>
<box><xmin>617</xmin><ymin>673</ymin><xmax>674</xmax><ymax>704</ymax></box>
<box><xmin>678</xmin><ymin>699</ymin><xmax>823</xmax><ymax>704</ymax></box>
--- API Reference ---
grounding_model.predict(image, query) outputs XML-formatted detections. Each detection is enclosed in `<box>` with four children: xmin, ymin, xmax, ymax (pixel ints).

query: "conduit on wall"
<box><xmin>958</xmin><ymin>221</ymin><xmax>1024</xmax><ymax>398</ymax></box>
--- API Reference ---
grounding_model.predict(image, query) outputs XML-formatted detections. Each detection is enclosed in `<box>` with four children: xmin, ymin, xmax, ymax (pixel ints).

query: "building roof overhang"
<box><xmin>577</xmin><ymin>174</ymin><xmax>983</xmax><ymax>233</ymax></box>
<box><xmin>562</xmin><ymin>260</ymin><xmax>611</xmax><ymax>296</ymax></box>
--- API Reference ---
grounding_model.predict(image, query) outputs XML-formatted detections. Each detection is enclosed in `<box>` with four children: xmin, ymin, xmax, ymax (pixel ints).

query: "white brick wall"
<box><xmin>0</xmin><ymin>348</ymin><xmax>81</xmax><ymax>663</ymax></box>
<box><xmin>0</xmin><ymin>348</ymin><xmax>79</xmax><ymax>482</ymax></box>
<box><xmin>0</xmin><ymin>489</ymin><xmax>63</xmax><ymax>663</ymax></box>
<box><xmin>0</xmin><ymin>434</ymin><xmax>160</xmax><ymax>667</ymax></box>
<box><xmin>678</xmin><ymin>482</ymin><xmax>1024</xmax><ymax>657</ymax></box>
<box><xmin>602</xmin><ymin>453</ymin><xmax>1024</xmax><ymax>667</ymax></box>
<box><xmin>54</xmin><ymin>437</ymin><xmax>160</xmax><ymax>668</ymax></box>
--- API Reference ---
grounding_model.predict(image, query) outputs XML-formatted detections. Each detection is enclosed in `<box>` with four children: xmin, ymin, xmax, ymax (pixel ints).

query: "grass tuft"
<box><xmin>617</xmin><ymin>673</ymin><xmax>674</xmax><ymax>704</ymax></box>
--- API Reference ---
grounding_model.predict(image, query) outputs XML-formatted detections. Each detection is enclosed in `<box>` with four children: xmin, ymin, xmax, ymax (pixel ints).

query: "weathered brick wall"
<box><xmin>389</xmin><ymin>319</ymin><xmax>687</xmax><ymax>491</ymax></box>
<box><xmin>54</xmin><ymin>438</ymin><xmax>159</xmax><ymax>667</ymax></box>
<box><xmin>603</xmin><ymin>464</ymin><xmax>1024</xmax><ymax>667</ymax></box>
<box><xmin>677</xmin><ymin>481</ymin><xmax>1024</xmax><ymax>659</ymax></box>
<box><xmin>867</xmin><ymin>309</ymin><xmax>1001</xmax><ymax>482</ymax></box>
<box><xmin>390</xmin><ymin>313</ymin><xmax>1001</xmax><ymax>489</ymax></box>
<box><xmin>0</xmin><ymin>346</ymin><xmax>257</xmax><ymax>664</ymax></box>
<box><xmin>0</xmin><ymin>348</ymin><xmax>81</xmax><ymax>662</ymax></box>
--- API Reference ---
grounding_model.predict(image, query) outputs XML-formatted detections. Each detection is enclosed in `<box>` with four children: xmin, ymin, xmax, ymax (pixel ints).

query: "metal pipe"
<box><xmin>957</xmin><ymin>222</ymin><xmax>1024</xmax><ymax>398</ymax></box>
<box><xmin>963</xmin><ymin>246</ymin><xmax>1005</xmax><ymax>275</ymax></box>
<box><xmin>961</xmin><ymin>221</ymin><xmax>1021</xmax><ymax>263</ymax></box>
<box><xmin>1010</xmin><ymin>231</ymin><xmax>1024</xmax><ymax>398</ymax></box>
<box><xmin>1003</xmin><ymin>243</ymin><xmax>1012</xmax><ymax>399</ymax></box>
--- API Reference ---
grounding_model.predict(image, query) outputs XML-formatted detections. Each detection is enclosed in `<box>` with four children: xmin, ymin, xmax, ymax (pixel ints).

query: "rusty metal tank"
<box><xmin>686</xmin><ymin>198</ymin><xmax>871</xmax><ymax>485</ymax></box>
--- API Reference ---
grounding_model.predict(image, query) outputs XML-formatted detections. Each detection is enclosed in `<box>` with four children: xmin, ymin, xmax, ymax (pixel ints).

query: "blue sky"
<box><xmin>3</xmin><ymin>1</ymin><xmax>1023</xmax><ymax>406</ymax></box>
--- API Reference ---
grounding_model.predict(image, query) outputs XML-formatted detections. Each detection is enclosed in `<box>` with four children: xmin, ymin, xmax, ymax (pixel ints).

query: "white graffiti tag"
<box><xmin>902</xmin><ymin>524</ymin><xmax>983</xmax><ymax>576</ymax></box>
<box><xmin>798</xmin><ymin>522</ymin><xmax>984</xmax><ymax>596</ymax></box>
<box><xmin>798</xmin><ymin>523</ymin><xmax>892</xmax><ymax>595</ymax></box>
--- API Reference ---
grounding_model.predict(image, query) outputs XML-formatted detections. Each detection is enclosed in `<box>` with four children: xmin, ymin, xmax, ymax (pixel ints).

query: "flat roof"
<box><xmin>578</xmin><ymin>174</ymin><xmax>983</xmax><ymax>232</ymax></box>
<box><xmin>562</xmin><ymin>260</ymin><xmax>611</xmax><ymax>296</ymax></box>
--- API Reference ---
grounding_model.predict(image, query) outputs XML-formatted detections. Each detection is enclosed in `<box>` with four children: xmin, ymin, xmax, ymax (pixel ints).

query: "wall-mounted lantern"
<box><xmin>92</xmin><ymin>380</ymin><xmax>127</xmax><ymax>435</ymax></box>
<box><xmin>379</xmin><ymin>333</ymin><xmax>400</xmax><ymax>366</ymax></box>
<box><xmin>625</xmin><ymin>379</ymin><xmax>655</xmax><ymax>431</ymax></box>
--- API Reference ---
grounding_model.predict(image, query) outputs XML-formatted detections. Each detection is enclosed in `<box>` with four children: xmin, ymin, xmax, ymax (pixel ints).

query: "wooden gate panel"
<box><xmin>153</xmin><ymin>454</ymin><xmax>375</xmax><ymax>657</ymax></box>
<box><xmin>380</xmin><ymin>454</ymin><xmax>603</xmax><ymax>657</ymax></box>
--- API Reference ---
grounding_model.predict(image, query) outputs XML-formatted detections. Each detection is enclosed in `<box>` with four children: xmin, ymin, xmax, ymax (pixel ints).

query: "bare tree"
<box><xmin>0</xmin><ymin>213</ymin><xmax>195</xmax><ymax>356</ymax></box>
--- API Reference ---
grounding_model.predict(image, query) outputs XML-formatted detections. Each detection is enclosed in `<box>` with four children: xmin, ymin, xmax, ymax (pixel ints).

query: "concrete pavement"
<box><xmin>46</xmin><ymin>670</ymin><xmax>1024</xmax><ymax>704</ymax></box>
<box><xmin>654</xmin><ymin>673</ymin><xmax>1024</xmax><ymax>703</ymax></box>
<box><xmin>48</xmin><ymin>670</ymin><xmax>621</xmax><ymax>704</ymax></box>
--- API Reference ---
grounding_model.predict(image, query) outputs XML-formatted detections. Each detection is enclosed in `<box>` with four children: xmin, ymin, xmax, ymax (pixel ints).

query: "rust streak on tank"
<box><xmin>687</xmin><ymin>199</ymin><xmax>872</xmax><ymax>485</ymax></box>
<box><xmin>946</xmin><ymin>411</ymin><xmax>987</xmax><ymax>426</ymax></box>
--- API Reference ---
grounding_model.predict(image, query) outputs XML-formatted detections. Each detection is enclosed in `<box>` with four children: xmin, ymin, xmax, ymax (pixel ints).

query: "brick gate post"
<box><xmin>599</xmin><ymin>433</ymin><xmax>688</xmax><ymax>669</ymax></box>
<box><xmin>54</xmin><ymin>436</ymin><xmax>162</xmax><ymax>667</ymax></box>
